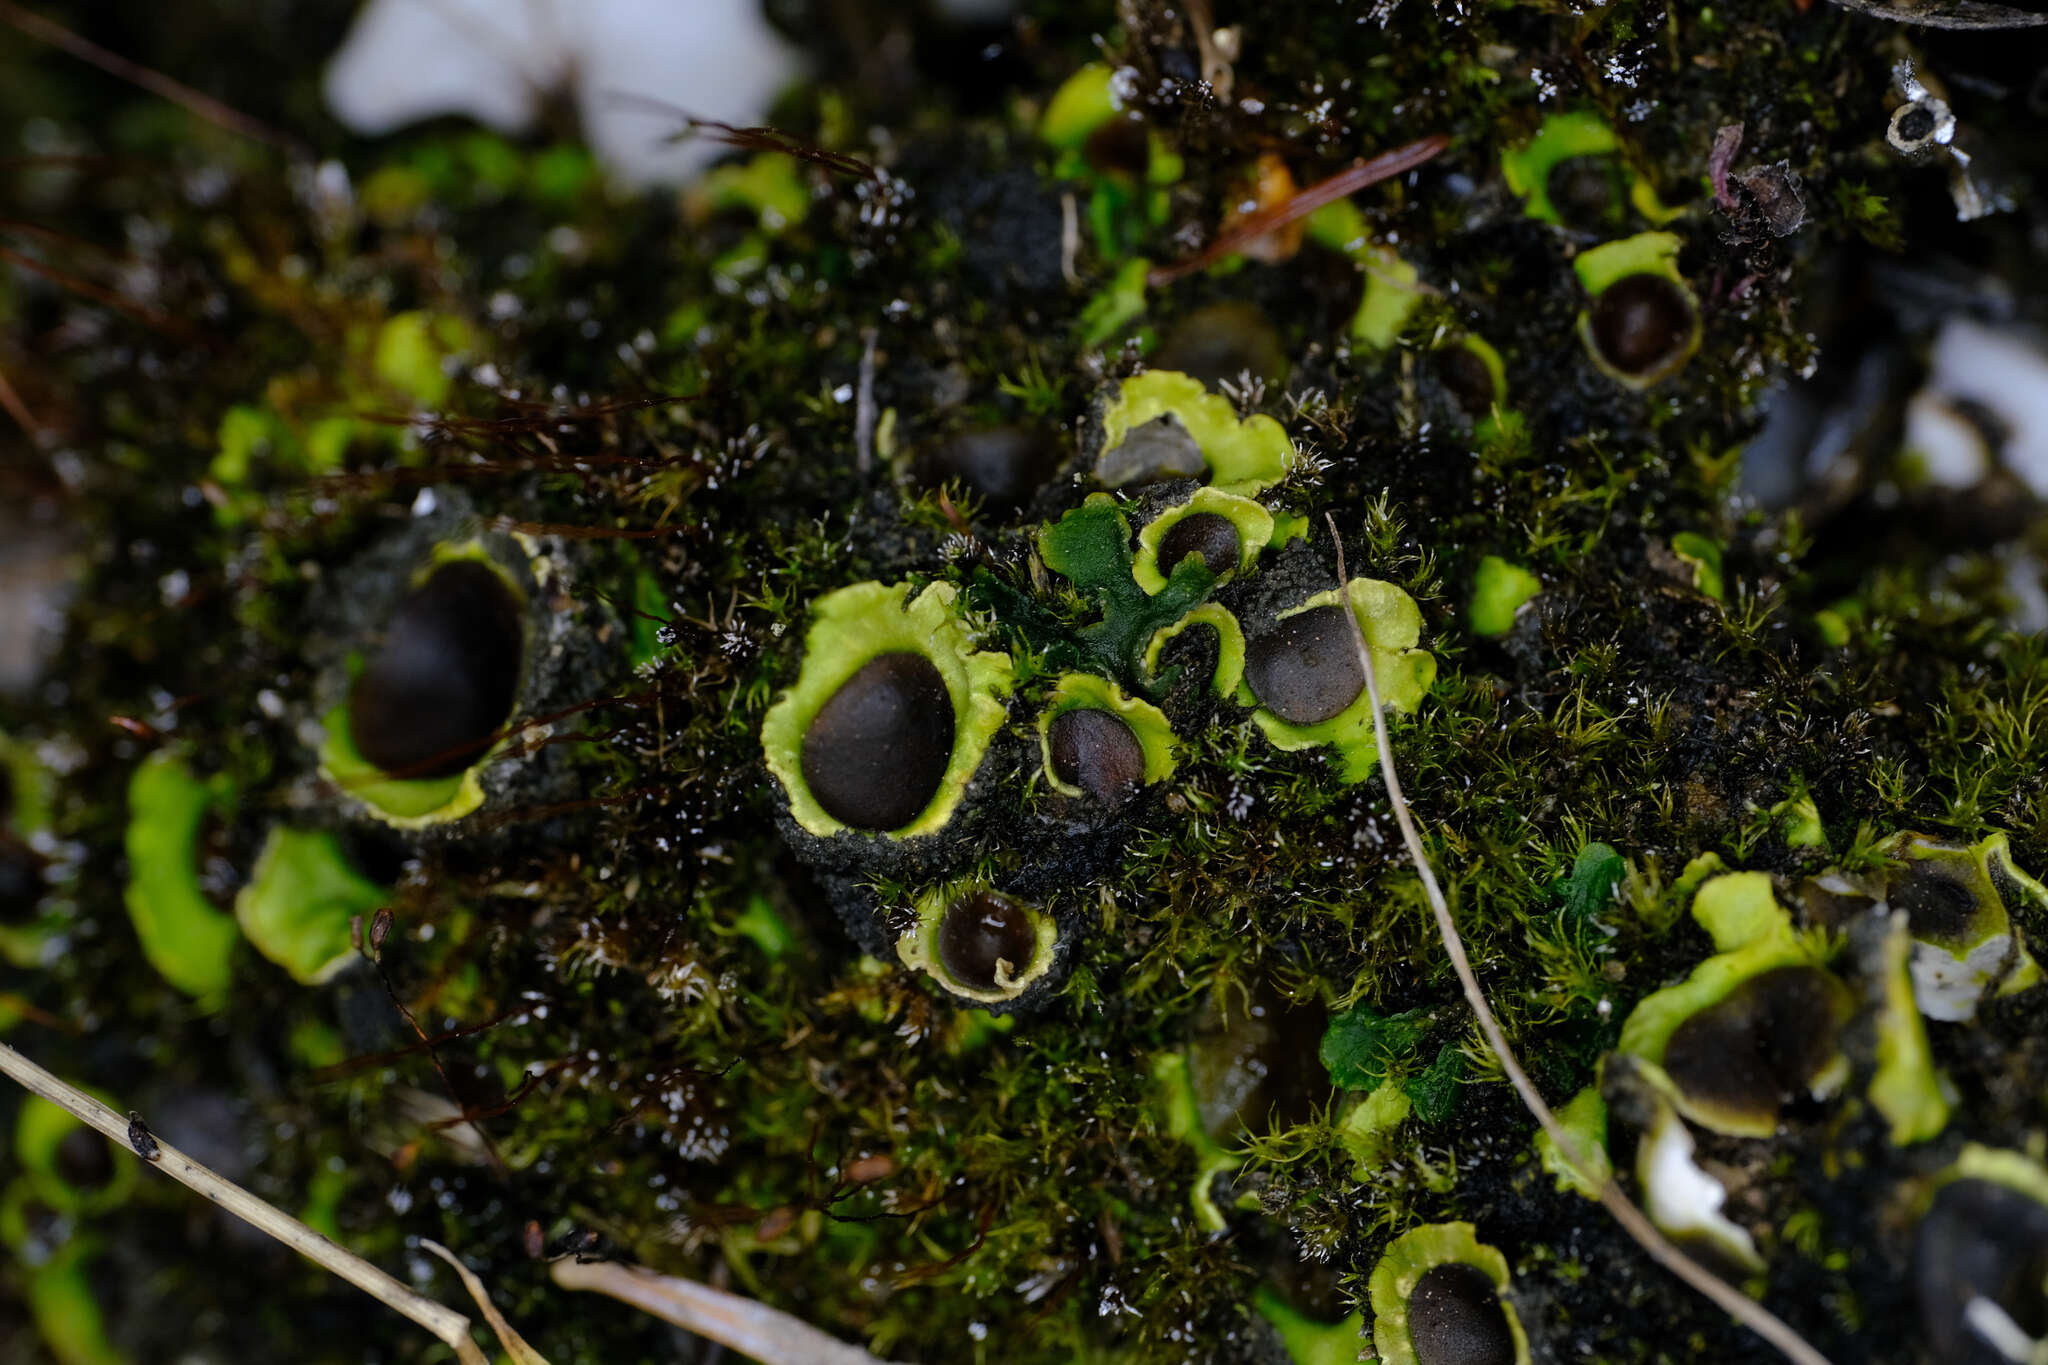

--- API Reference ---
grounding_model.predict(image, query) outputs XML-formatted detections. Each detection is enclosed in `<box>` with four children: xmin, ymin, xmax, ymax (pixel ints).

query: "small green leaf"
<box><xmin>1404</xmin><ymin>1043</ymin><xmax>1466</xmax><ymax>1125</ymax></box>
<box><xmin>1318</xmin><ymin>1004</ymin><xmax>1430</xmax><ymax>1093</ymax></box>
<box><xmin>1037</xmin><ymin>501</ymin><xmax>1217</xmax><ymax>689</ymax></box>
<box><xmin>1552</xmin><ymin>841</ymin><xmax>1624</xmax><ymax>921</ymax></box>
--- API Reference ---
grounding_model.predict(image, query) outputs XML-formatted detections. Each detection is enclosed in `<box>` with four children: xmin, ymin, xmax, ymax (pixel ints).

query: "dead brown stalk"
<box><xmin>0</xmin><ymin>1040</ymin><xmax>491</xmax><ymax>1364</ymax></box>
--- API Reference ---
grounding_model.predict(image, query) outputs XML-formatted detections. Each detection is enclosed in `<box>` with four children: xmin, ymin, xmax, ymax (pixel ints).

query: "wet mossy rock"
<box><xmin>19</xmin><ymin>1</ymin><xmax>2048</xmax><ymax>1360</ymax></box>
<box><xmin>1368</xmin><ymin>1222</ymin><xmax>1530</xmax><ymax>1365</ymax></box>
<box><xmin>1237</xmin><ymin>578</ymin><xmax>1436</xmax><ymax>782</ymax></box>
<box><xmin>896</xmin><ymin>881</ymin><xmax>1060</xmax><ymax>1008</ymax></box>
<box><xmin>762</xmin><ymin>581</ymin><xmax>1014</xmax><ymax>840</ymax></box>
<box><xmin>1094</xmin><ymin>371</ymin><xmax>1293</xmax><ymax>496</ymax></box>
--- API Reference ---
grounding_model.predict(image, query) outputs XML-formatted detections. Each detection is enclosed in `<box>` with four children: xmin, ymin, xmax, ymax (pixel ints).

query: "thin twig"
<box><xmin>854</xmin><ymin>327</ymin><xmax>879</xmax><ymax>475</ymax></box>
<box><xmin>0</xmin><ymin>243</ymin><xmax>206</xmax><ymax>344</ymax></box>
<box><xmin>1184</xmin><ymin>0</ymin><xmax>1234</xmax><ymax>104</ymax></box>
<box><xmin>551</xmin><ymin>1258</ymin><xmax>899</xmax><ymax>1365</ymax></box>
<box><xmin>0</xmin><ymin>2</ymin><xmax>306</xmax><ymax>154</ymax></box>
<box><xmin>0</xmin><ymin>1041</ymin><xmax>489</xmax><ymax>1365</ymax></box>
<box><xmin>0</xmin><ymin>363</ymin><xmax>43</xmax><ymax>440</ymax></box>
<box><xmin>1059</xmin><ymin>191</ymin><xmax>1080</xmax><ymax>285</ymax></box>
<box><xmin>1148</xmin><ymin>135</ymin><xmax>1450</xmax><ymax>286</ymax></box>
<box><xmin>1323</xmin><ymin>516</ymin><xmax>1833</xmax><ymax>1365</ymax></box>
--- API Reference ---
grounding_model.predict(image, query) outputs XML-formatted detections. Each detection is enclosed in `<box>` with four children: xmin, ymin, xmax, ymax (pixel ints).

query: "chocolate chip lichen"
<box><xmin>348</xmin><ymin>558</ymin><xmax>526</xmax><ymax>780</ymax></box>
<box><xmin>800</xmin><ymin>651</ymin><xmax>957</xmax><ymax>830</ymax></box>
<box><xmin>9</xmin><ymin>1</ymin><xmax>2048</xmax><ymax>1361</ymax></box>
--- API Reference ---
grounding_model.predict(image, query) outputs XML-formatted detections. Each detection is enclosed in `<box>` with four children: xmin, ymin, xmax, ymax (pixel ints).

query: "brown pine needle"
<box><xmin>1148</xmin><ymin>135</ymin><xmax>1451</xmax><ymax>286</ymax></box>
<box><xmin>0</xmin><ymin>2</ymin><xmax>305</xmax><ymax>154</ymax></box>
<box><xmin>0</xmin><ymin>1041</ymin><xmax>490</xmax><ymax>1365</ymax></box>
<box><xmin>1324</xmin><ymin>515</ymin><xmax>1834</xmax><ymax>1365</ymax></box>
<box><xmin>0</xmin><ymin>363</ymin><xmax>43</xmax><ymax>440</ymax></box>
<box><xmin>423</xmin><ymin>1240</ymin><xmax>551</xmax><ymax>1365</ymax></box>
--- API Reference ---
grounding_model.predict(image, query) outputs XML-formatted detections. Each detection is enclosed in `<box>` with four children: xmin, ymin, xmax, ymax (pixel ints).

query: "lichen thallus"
<box><xmin>1324</xmin><ymin>514</ymin><xmax>1834</xmax><ymax>1365</ymax></box>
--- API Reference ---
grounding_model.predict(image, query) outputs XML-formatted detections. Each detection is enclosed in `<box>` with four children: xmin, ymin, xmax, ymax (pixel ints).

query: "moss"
<box><xmin>12</xmin><ymin>0</ymin><xmax>2048</xmax><ymax>1359</ymax></box>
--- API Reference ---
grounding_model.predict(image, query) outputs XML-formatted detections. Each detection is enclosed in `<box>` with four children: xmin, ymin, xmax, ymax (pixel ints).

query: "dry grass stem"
<box><xmin>0</xmin><ymin>1040</ymin><xmax>490</xmax><ymax>1365</ymax></box>
<box><xmin>551</xmin><ymin>1256</ymin><xmax>900</xmax><ymax>1365</ymax></box>
<box><xmin>1325</xmin><ymin>515</ymin><xmax>1834</xmax><ymax>1365</ymax></box>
